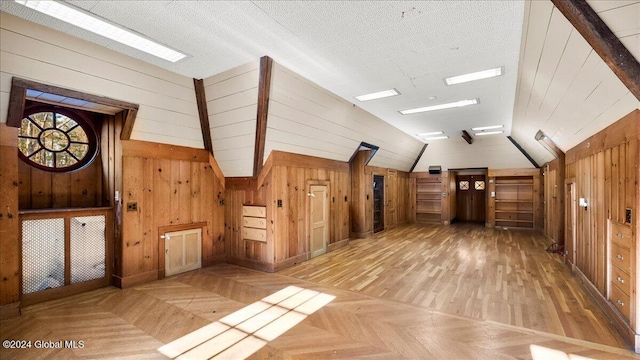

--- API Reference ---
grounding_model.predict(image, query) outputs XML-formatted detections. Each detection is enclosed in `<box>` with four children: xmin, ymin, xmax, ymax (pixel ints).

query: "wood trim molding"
<box><xmin>120</xmin><ymin>108</ymin><xmax>139</xmax><ymax>141</ymax></box>
<box><xmin>122</xmin><ymin>139</ymin><xmax>210</xmax><ymax>162</ymax></box>
<box><xmin>208</xmin><ymin>153</ymin><xmax>225</xmax><ymax>189</ymax></box>
<box><xmin>193</xmin><ymin>78</ymin><xmax>213</xmax><ymax>154</ymax></box>
<box><xmin>487</xmin><ymin>168</ymin><xmax>541</xmax><ymax>177</ymax></box>
<box><xmin>507</xmin><ymin>135</ymin><xmax>540</xmax><ymax>168</ymax></box>
<box><xmin>7</xmin><ymin>77</ymin><xmax>139</xmax><ymax>128</ymax></box>
<box><xmin>565</xmin><ymin>110</ymin><xmax>639</xmax><ymax>164</ymax></box>
<box><xmin>551</xmin><ymin>0</ymin><xmax>640</xmax><ymax>101</ymax></box>
<box><xmin>254</xmin><ymin>56</ymin><xmax>273</xmax><ymax>177</ymax></box>
<box><xmin>225</xmin><ymin>177</ymin><xmax>257</xmax><ymax>190</ymax></box>
<box><xmin>271</xmin><ymin>151</ymin><xmax>349</xmax><ymax>172</ymax></box>
<box><xmin>7</xmin><ymin>80</ymin><xmax>26</xmax><ymax>127</ymax></box>
<box><xmin>409</xmin><ymin>144</ymin><xmax>427</xmax><ymax>173</ymax></box>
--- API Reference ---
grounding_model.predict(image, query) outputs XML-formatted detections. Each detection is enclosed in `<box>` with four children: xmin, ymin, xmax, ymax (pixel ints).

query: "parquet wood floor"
<box><xmin>1</xmin><ymin>223</ymin><xmax>637</xmax><ymax>359</ymax></box>
<box><xmin>281</xmin><ymin>223</ymin><xmax>629</xmax><ymax>349</ymax></box>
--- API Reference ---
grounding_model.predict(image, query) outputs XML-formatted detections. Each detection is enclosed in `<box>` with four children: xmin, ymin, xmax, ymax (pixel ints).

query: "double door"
<box><xmin>456</xmin><ymin>175</ymin><xmax>486</xmax><ymax>223</ymax></box>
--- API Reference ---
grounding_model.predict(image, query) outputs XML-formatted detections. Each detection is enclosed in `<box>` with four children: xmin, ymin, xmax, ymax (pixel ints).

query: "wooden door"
<box><xmin>373</xmin><ymin>175</ymin><xmax>385</xmax><ymax>233</ymax></box>
<box><xmin>309</xmin><ymin>185</ymin><xmax>328</xmax><ymax>258</ymax></box>
<box><xmin>566</xmin><ymin>183</ymin><xmax>577</xmax><ymax>266</ymax></box>
<box><xmin>456</xmin><ymin>175</ymin><xmax>486</xmax><ymax>222</ymax></box>
<box><xmin>164</xmin><ymin>228</ymin><xmax>202</xmax><ymax>277</ymax></box>
<box><xmin>387</xmin><ymin>171</ymin><xmax>397</xmax><ymax>229</ymax></box>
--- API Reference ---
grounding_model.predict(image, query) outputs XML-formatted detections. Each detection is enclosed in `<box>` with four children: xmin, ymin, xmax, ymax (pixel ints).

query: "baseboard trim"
<box><xmin>203</xmin><ymin>254</ymin><xmax>226</xmax><ymax>268</ymax></box>
<box><xmin>274</xmin><ymin>253</ymin><xmax>307</xmax><ymax>272</ymax></box>
<box><xmin>226</xmin><ymin>256</ymin><xmax>275</xmax><ymax>273</ymax></box>
<box><xmin>351</xmin><ymin>231</ymin><xmax>371</xmax><ymax>239</ymax></box>
<box><xmin>112</xmin><ymin>270</ymin><xmax>158</xmax><ymax>289</ymax></box>
<box><xmin>328</xmin><ymin>238</ymin><xmax>349</xmax><ymax>252</ymax></box>
<box><xmin>0</xmin><ymin>302</ymin><xmax>20</xmax><ymax>320</ymax></box>
<box><xmin>572</xmin><ymin>266</ymin><xmax>637</xmax><ymax>352</ymax></box>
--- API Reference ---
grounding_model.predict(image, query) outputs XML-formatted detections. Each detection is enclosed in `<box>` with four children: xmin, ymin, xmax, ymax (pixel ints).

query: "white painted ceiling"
<box><xmin>1</xmin><ymin>0</ymin><xmax>638</xmax><ymax>170</ymax></box>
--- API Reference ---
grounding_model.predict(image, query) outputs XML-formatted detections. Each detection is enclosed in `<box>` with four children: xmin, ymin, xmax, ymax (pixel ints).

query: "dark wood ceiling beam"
<box><xmin>507</xmin><ymin>136</ymin><xmax>540</xmax><ymax>168</ymax></box>
<box><xmin>7</xmin><ymin>77</ymin><xmax>140</xmax><ymax>140</ymax></box>
<box><xmin>409</xmin><ymin>144</ymin><xmax>427</xmax><ymax>173</ymax></box>
<box><xmin>551</xmin><ymin>0</ymin><xmax>640</xmax><ymax>101</ymax></box>
<box><xmin>253</xmin><ymin>56</ymin><xmax>273</xmax><ymax>177</ymax></box>
<box><xmin>193</xmin><ymin>78</ymin><xmax>213</xmax><ymax>154</ymax></box>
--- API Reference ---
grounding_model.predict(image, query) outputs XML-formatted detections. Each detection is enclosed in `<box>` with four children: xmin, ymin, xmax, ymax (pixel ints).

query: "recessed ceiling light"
<box><xmin>355</xmin><ymin>89</ymin><xmax>400</xmax><ymax>102</ymax></box>
<box><xmin>474</xmin><ymin>131</ymin><xmax>504</xmax><ymax>136</ymax></box>
<box><xmin>15</xmin><ymin>0</ymin><xmax>187</xmax><ymax>63</ymax></box>
<box><xmin>422</xmin><ymin>136</ymin><xmax>449</xmax><ymax>141</ymax></box>
<box><xmin>445</xmin><ymin>67</ymin><xmax>503</xmax><ymax>86</ymax></box>
<box><xmin>400</xmin><ymin>99</ymin><xmax>478</xmax><ymax>115</ymax></box>
<box><xmin>472</xmin><ymin>125</ymin><xmax>503</xmax><ymax>131</ymax></box>
<box><xmin>417</xmin><ymin>131</ymin><xmax>444</xmax><ymax>137</ymax></box>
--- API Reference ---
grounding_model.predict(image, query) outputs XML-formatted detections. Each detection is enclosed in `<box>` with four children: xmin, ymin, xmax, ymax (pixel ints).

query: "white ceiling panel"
<box><xmin>1</xmin><ymin>0</ymin><xmax>638</xmax><ymax>173</ymax></box>
<box><xmin>512</xmin><ymin>0</ymin><xmax>640</xmax><ymax>165</ymax></box>
<box><xmin>415</xmin><ymin>135</ymin><xmax>535</xmax><ymax>172</ymax></box>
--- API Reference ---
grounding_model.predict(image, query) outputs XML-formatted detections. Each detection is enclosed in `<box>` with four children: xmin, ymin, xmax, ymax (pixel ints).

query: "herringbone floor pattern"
<box><xmin>0</xmin><ymin>223</ymin><xmax>636</xmax><ymax>359</ymax></box>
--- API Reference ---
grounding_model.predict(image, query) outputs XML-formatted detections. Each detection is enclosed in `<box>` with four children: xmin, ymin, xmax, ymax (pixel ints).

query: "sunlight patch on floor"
<box><xmin>530</xmin><ymin>344</ymin><xmax>594</xmax><ymax>360</ymax></box>
<box><xmin>158</xmin><ymin>285</ymin><xmax>335</xmax><ymax>359</ymax></box>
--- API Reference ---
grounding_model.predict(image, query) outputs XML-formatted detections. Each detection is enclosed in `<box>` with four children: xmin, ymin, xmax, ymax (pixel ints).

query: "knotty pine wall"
<box><xmin>18</xmin><ymin>154</ymin><xmax>104</xmax><ymax>210</ymax></box>
<box><xmin>365</xmin><ymin>166</ymin><xmax>412</xmax><ymax>232</ymax></box>
<box><xmin>225</xmin><ymin>151</ymin><xmax>350</xmax><ymax>272</ymax></box>
<box><xmin>0</xmin><ymin>124</ymin><xmax>20</xmax><ymax>309</ymax></box>
<box><xmin>117</xmin><ymin>141</ymin><xmax>225</xmax><ymax>287</ymax></box>
<box><xmin>563</xmin><ymin>110</ymin><xmax>638</xmax><ymax>295</ymax></box>
<box><xmin>543</xmin><ymin>158</ymin><xmax>564</xmax><ymax>244</ymax></box>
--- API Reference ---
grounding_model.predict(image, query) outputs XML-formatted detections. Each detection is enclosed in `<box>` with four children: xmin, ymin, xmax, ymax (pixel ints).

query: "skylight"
<box><xmin>14</xmin><ymin>0</ymin><xmax>187</xmax><ymax>63</ymax></box>
<box><xmin>400</xmin><ymin>99</ymin><xmax>478</xmax><ymax>115</ymax></box>
<box><xmin>355</xmin><ymin>89</ymin><xmax>400</xmax><ymax>102</ymax></box>
<box><xmin>445</xmin><ymin>67</ymin><xmax>503</xmax><ymax>85</ymax></box>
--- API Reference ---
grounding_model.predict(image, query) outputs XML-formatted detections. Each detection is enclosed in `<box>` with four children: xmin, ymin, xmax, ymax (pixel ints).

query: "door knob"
<box><xmin>165</xmin><ymin>249</ymin><xmax>169</xmax><ymax>254</ymax></box>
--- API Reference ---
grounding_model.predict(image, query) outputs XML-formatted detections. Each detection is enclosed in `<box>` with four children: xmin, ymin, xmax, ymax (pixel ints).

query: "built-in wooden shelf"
<box><xmin>415</xmin><ymin>176</ymin><xmax>443</xmax><ymax>223</ymax></box>
<box><xmin>492</xmin><ymin>175</ymin><xmax>535</xmax><ymax>229</ymax></box>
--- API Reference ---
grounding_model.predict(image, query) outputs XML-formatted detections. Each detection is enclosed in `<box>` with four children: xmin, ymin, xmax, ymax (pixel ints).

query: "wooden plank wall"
<box><xmin>225</xmin><ymin>151</ymin><xmax>351</xmax><ymax>272</ymax></box>
<box><xmin>543</xmin><ymin>159</ymin><xmax>562</xmax><ymax>243</ymax></box>
<box><xmin>18</xmin><ymin>159</ymin><xmax>104</xmax><ymax>210</ymax></box>
<box><xmin>0</xmin><ymin>124</ymin><xmax>20</xmax><ymax>309</ymax></box>
<box><xmin>118</xmin><ymin>140</ymin><xmax>225</xmax><ymax>286</ymax></box>
<box><xmin>0</xmin><ymin>13</ymin><xmax>203</xmax><ymax>148</ymax></box>
<box><xmin>225</xmin><ymin>178</ymin><xmax>271</xmax><ymax>270</ymax></box>
<box><xmin>564</xmin><ymin>110</ymin><xmax>638</xmax><ymax>297</ymax></box>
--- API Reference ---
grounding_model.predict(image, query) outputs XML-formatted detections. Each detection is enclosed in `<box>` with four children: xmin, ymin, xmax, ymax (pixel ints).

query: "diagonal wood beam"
<box><xmin>193</xmin><ymin>78</ymin><xmax>213</xmax><ymax>154</ymax></box>
<box><xmin>551</xmin><ymin>0</ymin><xmax>640</xmax><ymax>101</ymax></box>
<box><xmin>409</xmin><ymin>144</ymin><xmax>427</xmax><ymax>173</ymax></box>
<box><xmin>254</xmin><ymin>56</ymin><xmax>273</xmax><ymax>177</ymax></box>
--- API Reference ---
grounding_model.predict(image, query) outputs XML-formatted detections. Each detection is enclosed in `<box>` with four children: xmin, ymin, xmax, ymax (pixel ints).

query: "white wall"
<box><xmin>0</xmin><ymin>13</ymin><xmax>203</xmax><ymax>149</ymax></box>
<box><xmin>266</xmin><ymin>62</ymin><xmax>424</xmax><ymax>172</ymax></box>
<box><xmin>203</xmin><ymin>60</ymin><xmax>259</xmax><ymax>177</ymax></box>
<box><xmin>414</xmin><ymin>135</ymin><xmax>535</xmax><ymax>171</ymax></box>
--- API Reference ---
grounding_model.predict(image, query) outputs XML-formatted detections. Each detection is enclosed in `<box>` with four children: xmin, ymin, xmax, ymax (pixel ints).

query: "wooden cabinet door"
<box><xmin>309</xmin><ymin>185</ymin><xmax>328</xmax><ymax>258</ymax></box>
<box><xmin>164</xmin><ymin>228</ymin><xmax>202</xmax><ymax>277</ymax></box>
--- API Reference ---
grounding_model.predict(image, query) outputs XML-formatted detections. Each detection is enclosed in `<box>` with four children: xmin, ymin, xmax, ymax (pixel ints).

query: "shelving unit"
<box><xmin>493</xmin><ymin>177</ymin><xmax>534</xmax><ymax>229</ymax></box>
<box><xmin>415</xmin><ymin>177</ymin><xmax>442</xmax><ymax>223</ymax></box>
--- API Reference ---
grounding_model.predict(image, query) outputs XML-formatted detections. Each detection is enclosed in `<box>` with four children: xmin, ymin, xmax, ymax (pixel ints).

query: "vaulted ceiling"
<box><xmin>1</xmin><ymin>0</ymin><xmax>638</xmax><ymax>172</ymax></box>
